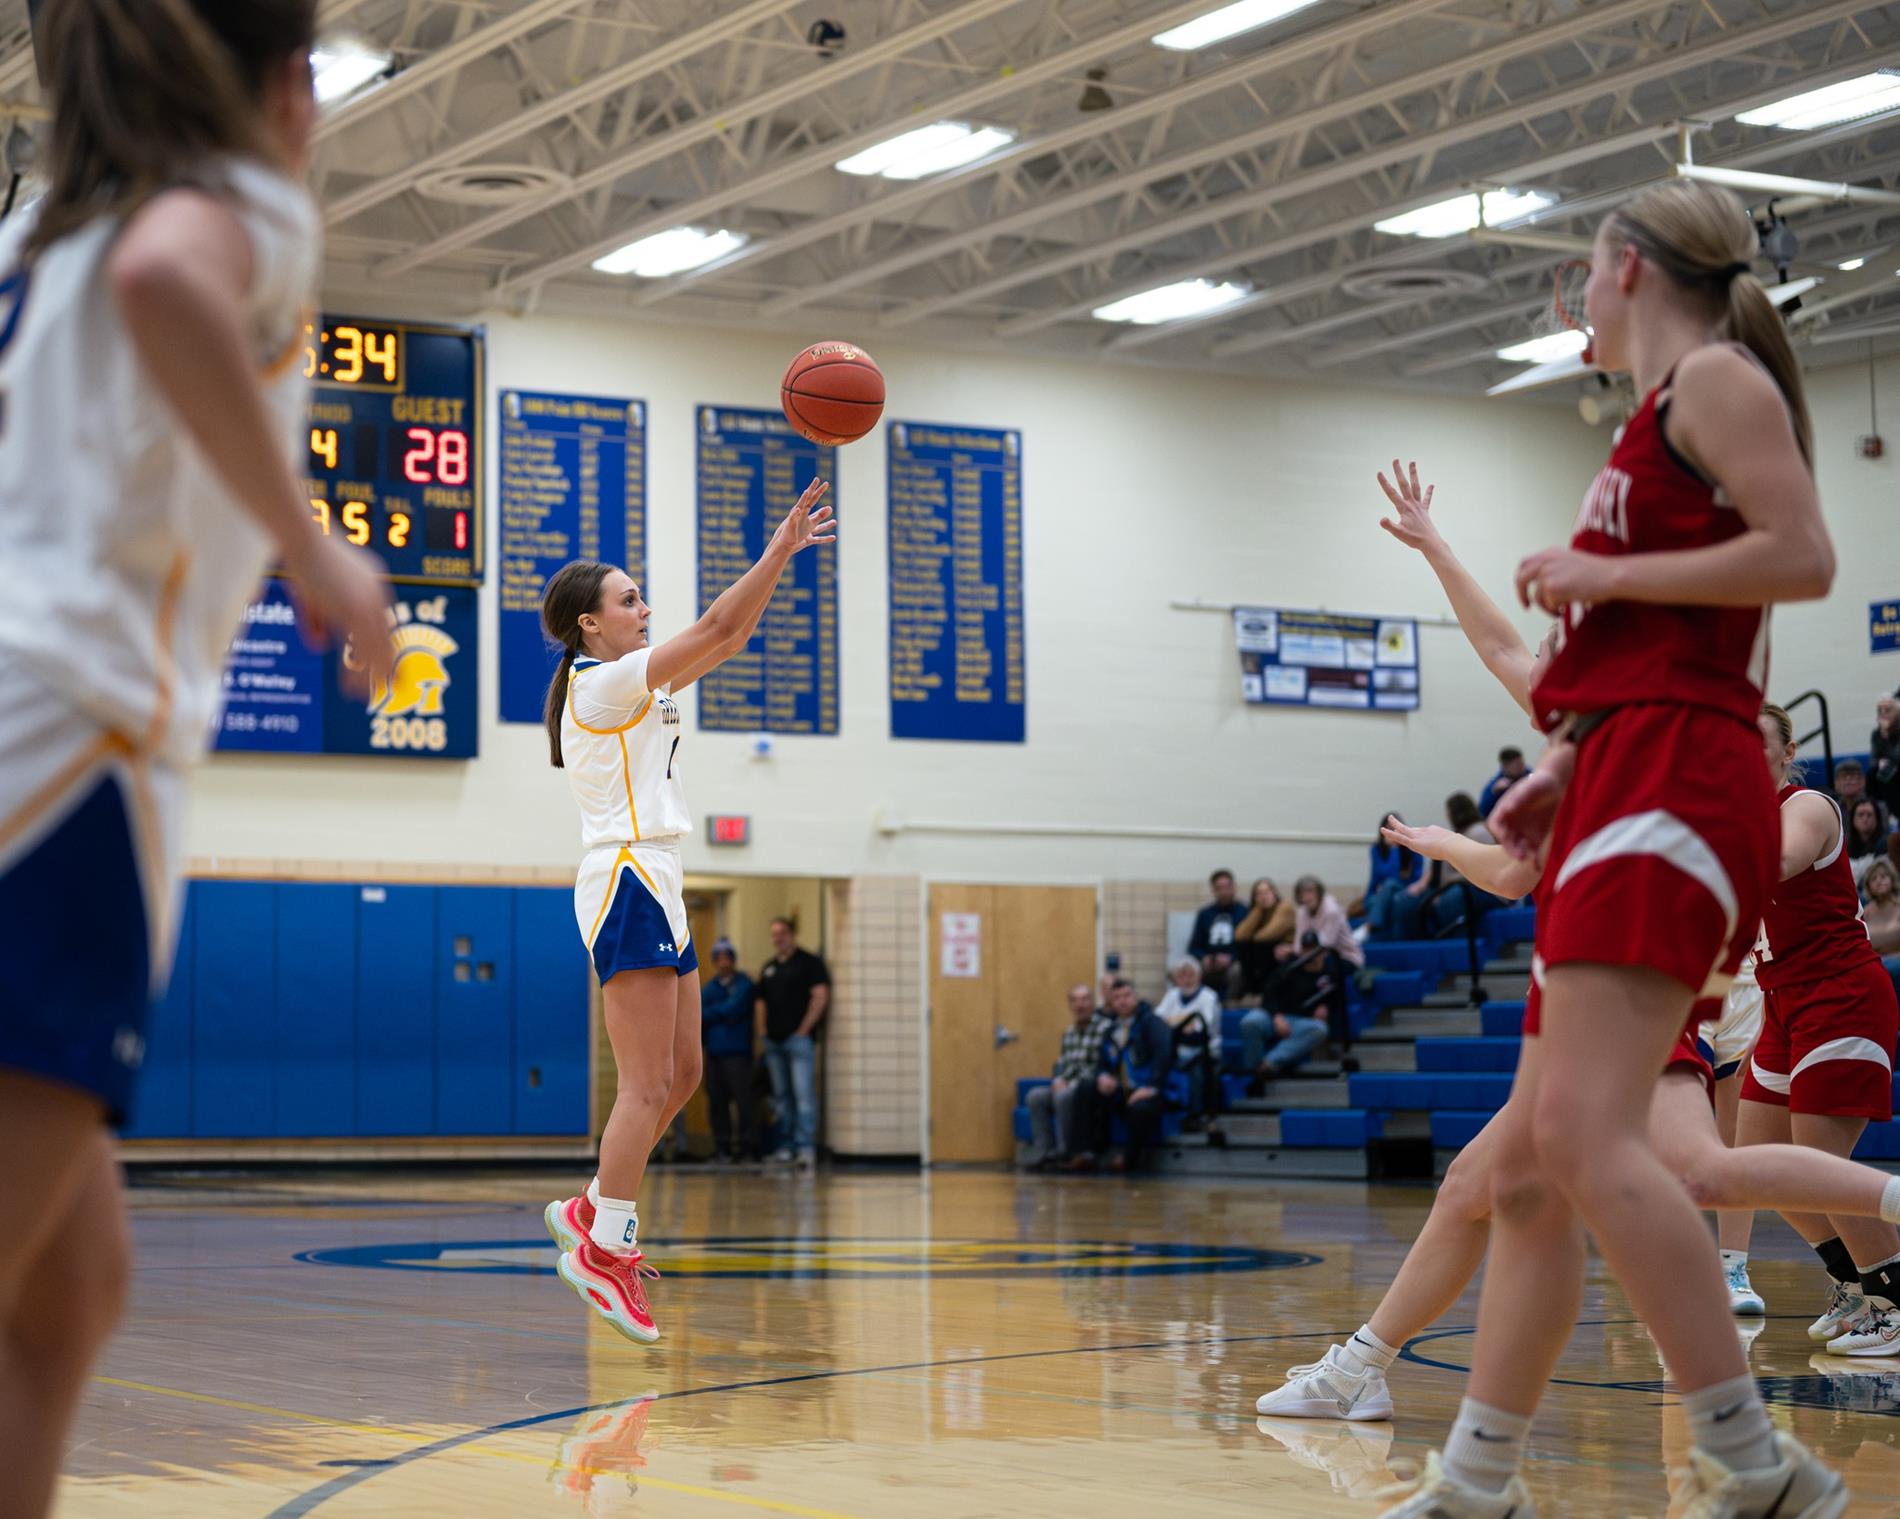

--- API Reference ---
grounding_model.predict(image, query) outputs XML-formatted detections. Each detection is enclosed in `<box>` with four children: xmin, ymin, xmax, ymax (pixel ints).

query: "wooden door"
<box><xmin>928</xmin><ymin>884</ymin><xmax>1097</xmax><ymax>1163</ymax></box>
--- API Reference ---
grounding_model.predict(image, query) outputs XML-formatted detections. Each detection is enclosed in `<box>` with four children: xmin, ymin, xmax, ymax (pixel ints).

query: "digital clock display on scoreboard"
<box><xmin>302</xmin><ymin>317</ymin><xmax>483</xmax><ymax>584</ymax></box>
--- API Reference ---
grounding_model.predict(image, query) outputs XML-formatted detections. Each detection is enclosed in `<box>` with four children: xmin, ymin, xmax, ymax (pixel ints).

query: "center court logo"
<box><xmin>298</xmin><ymin>1236</ymin><xmax>1321</xmax><ymax>1280</ymax></box>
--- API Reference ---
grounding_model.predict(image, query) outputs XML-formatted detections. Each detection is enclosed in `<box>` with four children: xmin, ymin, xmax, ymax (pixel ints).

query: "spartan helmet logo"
<box><xmin>363</xmin><ymin>624</ymin><xmax>459</xmax><ymax>717</ymax></box>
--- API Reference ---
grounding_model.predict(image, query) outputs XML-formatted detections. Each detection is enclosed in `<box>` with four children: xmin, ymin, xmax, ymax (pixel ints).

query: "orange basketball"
<box><xmin>780</xmin><ymin>340</ymin><xmax>885</xmax><ymax>446</ymax></box>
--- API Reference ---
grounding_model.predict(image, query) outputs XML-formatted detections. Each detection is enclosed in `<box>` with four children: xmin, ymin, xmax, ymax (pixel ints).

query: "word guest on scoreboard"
<box><xmin>301</xmin><ymin>317</ymin><xmax>483</xmax><ymax>584</ymax></box>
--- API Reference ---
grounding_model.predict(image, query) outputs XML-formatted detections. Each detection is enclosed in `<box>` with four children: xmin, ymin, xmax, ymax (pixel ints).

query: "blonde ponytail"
<box><xmin>1607</xmin><ymin>179</ymin><xmax>1814</xmax><ymax>471</ymax></box>
<box><xmin>1726</xmin><ymin>272</ymin><xmax>1814</xmax><ymax>467</ymax></box>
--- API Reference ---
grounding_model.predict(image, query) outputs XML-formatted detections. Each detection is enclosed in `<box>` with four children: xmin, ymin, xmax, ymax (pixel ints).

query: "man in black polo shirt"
<box><xmin>755</xmin><ymin>917</ymin><xmax>831</xmax><ymax>1170</ymax></box>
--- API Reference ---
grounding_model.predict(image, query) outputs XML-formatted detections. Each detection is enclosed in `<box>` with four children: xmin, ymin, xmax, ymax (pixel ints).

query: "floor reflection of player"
<box><xmin>549</xmin><ymin>1394</ymin><xmax>657</xmax><ymax>1519</ymax></box>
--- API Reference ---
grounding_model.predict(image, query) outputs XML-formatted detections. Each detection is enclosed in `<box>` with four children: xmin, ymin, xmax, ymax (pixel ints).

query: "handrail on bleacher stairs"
<box><xmin>1784</xmin><ymin>688</ymin><xmax>1834</xmax><ymax>787</ymax></box>
<box><xmin>1426</xmin><ymin>879</ymin><xmax>1488</xmax><ymax>1008</ymax></box>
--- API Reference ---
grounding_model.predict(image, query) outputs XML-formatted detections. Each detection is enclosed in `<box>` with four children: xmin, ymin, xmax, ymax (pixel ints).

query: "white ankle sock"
<box><xmin>1339</xmin><ymin>1324</ymin><xmax>1399</xmax><ymax>1374</ymax></box>
<box><xmin>1684</xmin><ymin>1374</ymin><xmax>1777</xmax><ymax>1473</ymax></box>
<box><xmin>586</xmin><ymin>1176</ymin><xmax>602</xmax><ymax>1209</ymax></box>
<box><xmin>1442</xmin><ymin>1396</ymin><xmax>1529</xmax><ymax>1495</ymax></box>
<box><xmin>1719</xmin><ymin>1249</ymin><xmax>1748</xmax><ymax>1271</ymax></box>
<box><xmin>1880</xmin><ymin>1178</ymin><xmax>1900</xmax><ymax>1226</ymax></box>
<box><xmin>589</xmin><ymin>1193</ymin><xmax>638</xmax><ymax>1253</ymax></box>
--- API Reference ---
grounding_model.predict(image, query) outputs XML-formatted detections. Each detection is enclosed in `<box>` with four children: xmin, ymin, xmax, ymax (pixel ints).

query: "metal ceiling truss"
<box><xmin>6</xmin><ymin>0</ymin><xmax>1898</xmax><ymax>385</ymax></box>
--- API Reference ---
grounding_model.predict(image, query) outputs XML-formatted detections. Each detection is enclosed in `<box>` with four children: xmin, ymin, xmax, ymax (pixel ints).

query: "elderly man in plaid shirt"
<box><xmin>1023</xmin><ymin>984</ymin><xmax>1114</xmax><ymax>1170</ymax></box>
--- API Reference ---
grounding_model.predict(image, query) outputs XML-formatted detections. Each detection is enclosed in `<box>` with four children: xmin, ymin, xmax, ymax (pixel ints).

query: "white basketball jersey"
<box><xmin>562</xmin><ymin>651</ymin><xmax>692</xmax><ymax>848</ymax></box>
<box><xmin>0</xmin><ymin>157</ymin><xmax>319</xmax><ymax>765</ymax></box>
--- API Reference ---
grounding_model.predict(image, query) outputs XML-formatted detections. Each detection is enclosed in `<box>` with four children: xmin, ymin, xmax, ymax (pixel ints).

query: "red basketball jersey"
<box><xmin>1530</xmin><ymin>368</ymin><xmax>1770</xmax><ymax>732</ymax></box>
<box><xmin>1757</xmin><ymin>784</ymin><xmax>1879</xmax><ymax>990</ymax></box>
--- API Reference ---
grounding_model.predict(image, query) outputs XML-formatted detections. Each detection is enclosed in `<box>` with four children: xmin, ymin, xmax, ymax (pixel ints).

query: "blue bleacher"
<box><xmin>1481</xmin><ymin>905</ymin><xmax>1537</xmax><ymax>957</ymax></box>
<box><xmin>1482</xmin><ymin>999</ymin><xmax>1526</xmax><ymax>1037</ymax></box>
<box><xmin>1855</xmin><ymin>1119</ymin><xmax>1900</xmax><ymax>1160</ymax></box>
<box><xmin>1431</xmin><ymin>1111</ymin><xmax>1496</xmax><ymax>1148</ymax></box>
<box><xmin>1349</xmin><ymin>1071</ymin><xmax>1514</xmax><ymax>1111</ymax></box>
<box><xmin>1415</xmin><ymin>1036</ymin><xmax>1522</xmax><ymax>1073</ymax></box>
<box><xmin>1013</xmin><ymin>903</ymin><xmax>1547</xmax><ymax>1161</ymax></box>
<box><xmin>1281</xmin><ymin>1109</ymin><xmax>1384</xmax><ymax>1148</ymax></box>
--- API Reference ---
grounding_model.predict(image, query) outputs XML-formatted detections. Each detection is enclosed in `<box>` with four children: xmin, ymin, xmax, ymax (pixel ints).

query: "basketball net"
<box><xmin>1552</xmin><ymin>258</ymin><xmax>1593</xmax><ymax>366</ymax></box>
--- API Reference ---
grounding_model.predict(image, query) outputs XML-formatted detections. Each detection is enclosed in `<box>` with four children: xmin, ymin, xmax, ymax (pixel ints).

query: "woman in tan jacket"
<box><xmin>1236</xmin><ymin>877</ymin><xmax>1296</xmax><ymax>997</ymax></box>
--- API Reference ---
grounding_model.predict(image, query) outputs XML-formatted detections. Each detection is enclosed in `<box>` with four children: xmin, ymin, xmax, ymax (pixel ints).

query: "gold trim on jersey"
<box><xmin>565</xmin><ymin>667</ymin><xmax>651</xmax><ymax>735</ymax></box>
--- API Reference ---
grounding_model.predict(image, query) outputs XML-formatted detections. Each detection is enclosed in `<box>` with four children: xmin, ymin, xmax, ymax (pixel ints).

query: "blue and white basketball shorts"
<box><xmin>574</xmin><ymin>838</ymin><xmax>697</xmax><ymax>982</ymax></box>
<box><xmin>1696</xmin><ymin>974</ymin><xmax>1764</xmax><ymax>1082</ymax></box>
<box><xmin>0</xmin><ymin>657</ymin><xmax>183</xmax><ymax>1122</ymax></box>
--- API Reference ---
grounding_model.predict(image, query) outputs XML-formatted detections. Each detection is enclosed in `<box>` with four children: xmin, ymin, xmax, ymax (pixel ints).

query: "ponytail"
<box><xmin>544</xmin><ymin>646</ymin><xmax>577</xmax><ymax>769</ymax></box>
<box><xmin>539</xmin><ymin>560</ymin><xmax>616</xmax><ymax>769</ymax></box>
<box><xmin>1607</xmin><ymin>179</ymin><xmax>1814</xmax><ymax>472</ymax></box>
<box><xmin>28</xmin><ymin>0</ymin><xmax>317</xmax><ymax>258</ymax></box>
<box><xmin>1726</xmin><ymin>273</ymin><xmax>1814</xmax><ymax>468</ymax></box>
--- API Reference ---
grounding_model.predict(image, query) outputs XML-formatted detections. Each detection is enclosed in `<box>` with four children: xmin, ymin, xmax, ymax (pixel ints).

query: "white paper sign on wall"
<box><xmin>941</xmin><ymin>912</ymin><xmax>982</xmax><ymax>978</ymax></box>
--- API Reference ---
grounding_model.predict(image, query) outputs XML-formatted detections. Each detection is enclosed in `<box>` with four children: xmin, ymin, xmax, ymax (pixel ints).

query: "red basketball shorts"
<box><xmin>1740</xmin><ymin>960</ymin><xmax>1899</xmax><ymax>1120</ymax></box>
<box><xmin>1538</xmin><ymin>704</ymin><xmax>1776</xmax><ymax>1002</ymax></box>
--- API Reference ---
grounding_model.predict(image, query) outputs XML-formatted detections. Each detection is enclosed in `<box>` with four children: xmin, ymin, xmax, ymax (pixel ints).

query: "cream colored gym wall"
<box><xmin>1773</xmin><ymin>355</ymin><xmax>1900</xmax><ymax>743</ymax></box>
<box><xmin>183</xmin><ymin>312</ymin><xmax>1609</xmax><ymax>887</ymax></box>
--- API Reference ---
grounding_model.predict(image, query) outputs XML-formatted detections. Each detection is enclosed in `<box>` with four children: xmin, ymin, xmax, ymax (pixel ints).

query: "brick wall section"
<box><xmin>824</xmin><ymin>875</ymin><xmax>923</xmax><ymax>1157</ymax></box>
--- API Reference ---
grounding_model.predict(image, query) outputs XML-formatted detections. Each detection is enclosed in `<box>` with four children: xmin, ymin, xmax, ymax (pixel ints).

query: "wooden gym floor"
<box><xmin>55</xmin><ymin>1167</ymin><xmax>1900</xmax><ymax>1518</ymax></box>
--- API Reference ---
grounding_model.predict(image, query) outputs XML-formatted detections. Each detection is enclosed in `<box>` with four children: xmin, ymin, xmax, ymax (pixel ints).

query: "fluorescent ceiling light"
<box><xmin>1497</xmin><ymin>330</ymin><xmax>1588</xmax><ymax>365</ymax></box>
<box><xmin>1376</xmin><ymin>189</ymin><xmax>1556</xmax><ymax>239</ymax></box>
<box><xmin>1839</xmin><ymin>257</ymin><xmax>1868</xmax><ymax>271</ymax></box>
<box><xmin>311</xmin><ymin>40</ymin><xmax>392</xmax><ymax>107</ymax></box>
<box><xmin>1736</xmin><ymin>72</ymin><xmax>1900</xmax><ymax>131</ymax></box>
<box><xmin>835</xmin><ymin>121</ymin><xmax>1016</xmax><ymax>180</ymax></box>
<box><xmin>1153</xmin><ymin>0</ymin><xmax>1325</xmax><ymax>50</ymax></box>
<box><xmin>1092</xmin><ymin>278</ymin><xmax>1251</xmax><ymax>324</ymax></box>
<box><xmin>591</xmin><ymin>226</ymin><xmax>748</xmax><ymax>278</ymax></box>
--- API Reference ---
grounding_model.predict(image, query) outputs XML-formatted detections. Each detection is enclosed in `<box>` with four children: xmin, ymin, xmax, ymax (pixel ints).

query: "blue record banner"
<box><xmin>694</xmin><ymin>405</ymin><xmax>839</xmax><ymax>735</ymax></box>
<box><xmin>216</xmin><ymin>579</ymin><xmax>479</xmax><ymax>758</ymax></box>
<box><xmin>887</xmin><ymin>420</ymin><xmax>1025</xmax><ymax>743</ymax></box>
<box><xmin>496</xmin><ymin>390</ymin><xmax>647</xmax><ymax>723</ymax></box>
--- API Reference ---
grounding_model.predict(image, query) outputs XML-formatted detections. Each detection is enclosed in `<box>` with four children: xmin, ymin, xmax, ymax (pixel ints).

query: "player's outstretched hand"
<box><xmin>772</xmin><ymin>477</ymin><xmax>835</xmax><ymax>557</ymax></box>
<box><xmin>1376</xmin><ymin>459</ymin><xmax>1440</xmax><ymax>551</ymax></box>
<box><xmin>1380</xmin><ymin>815</ymin><xmax>1456</xmax><ymax>861</ymax></box>
<box><xmin>1489</xmin><ymin>769</ymin><xmax>1563</xmax><ymax>862</ymax></box>
<box><xmin>287</xmin><ymin>534</ymin><xmax>396</xmax><ymax>697</ymax></box>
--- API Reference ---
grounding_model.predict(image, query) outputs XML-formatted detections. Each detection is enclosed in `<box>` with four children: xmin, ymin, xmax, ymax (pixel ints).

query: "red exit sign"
<box><xmin>708</xmin><ymin>814</ymin><xmax>750</xmax><ymax>846</ymax></box>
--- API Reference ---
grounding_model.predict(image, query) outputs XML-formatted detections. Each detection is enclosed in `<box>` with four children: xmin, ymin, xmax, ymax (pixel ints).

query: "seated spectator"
<box><xmin>1419</xmin><ymin>792</ymin><xmax>1507</xmax><ymax>932</ymax></box>
<box><xmin>1847</xmin><ymin>798</ymin><xmax>1891</xmax><ymax>887</ymax></box>
<box><xmin>1155</xmin><ymin>957</ymin><xmax>1223</xmax><ymax>1126</ymax></box>
<box><xmin>1022</xmin><ymin>984</ymin><xmax>1111</xmax><ymax>1170</ymax></box>
<box><xmin>1362</xmin><ymin>816</ymin><xmax>1426</xmax><ymax>941</ymax></box>
<box><xmin>1478</xmin><ymin>746</ymin><xmax>1528</xmax><ymax>818</ymax></box>
<box><xmin>1237</xmin><ymin>980</ymin><xmax>1330</xmax><ymax>1097</ymax></box>
<box><xmin>700</xmin><ymin>939</ymin><xmax>757</xmax><ymax>1163</ymax></box>
<box><xmin>1187</xmin><ymin>869</ymin><xmax>1248</xmax><ymax>999</ymax></box>
<box><xmin>1236</xmin><ymin>877</ymin><xmax>1297</xmax><ymax>996</ymax></box>
<box><xmin>1281</xmin><ymin>875</ymin><xmax>1366</xmax><ymax>970</ymax></box>
<box><xmin>1873</xmin><ymin>693</ymin><xmax>1900</xmax><ymax>814</ymax></box>
<box><xmin>1063</xmin><ymin>979</ymin><xmax>1178</xmax><ymax>1174</ymax></box>
<box><xmin>1864</xmin><ymin>859</ymin><xmax>1900</xmax><ymax>1006</ymax></box>
<box><xmin>1835</xmin><ymin>757</ymin><xmax>1875</xmax><ymax>815</ymax></box>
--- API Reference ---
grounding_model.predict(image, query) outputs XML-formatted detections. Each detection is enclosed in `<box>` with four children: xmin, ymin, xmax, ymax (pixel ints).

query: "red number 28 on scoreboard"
<box><xmin>401</xmin><ymin>427</ymin><xmax>470</xmax><ymax>486</ymax></box>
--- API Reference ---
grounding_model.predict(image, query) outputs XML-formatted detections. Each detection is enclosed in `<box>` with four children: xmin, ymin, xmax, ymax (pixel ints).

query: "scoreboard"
<box><xmin>300</xmin><ymin>317</ymin><xmax>482</xmax><ymax>584</ymax></box>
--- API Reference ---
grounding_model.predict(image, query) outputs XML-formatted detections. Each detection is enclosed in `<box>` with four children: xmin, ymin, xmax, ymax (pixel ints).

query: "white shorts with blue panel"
<box><xmin>574</xmin><ymin>838</ymin><xmax>697</xmax><ymax>982</ymax></box>
<box><xmin>0</xmin><ymin>658</ymin><xmax>184</xmax><ymax>1121</ymax></box>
